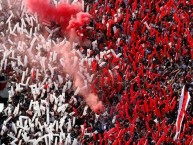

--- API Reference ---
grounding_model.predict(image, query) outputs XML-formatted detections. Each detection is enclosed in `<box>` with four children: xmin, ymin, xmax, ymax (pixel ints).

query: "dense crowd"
<box><xmin>0</xmin><ymin>0</ymin><xmax>193</xmax><ymax>144</ymax></box>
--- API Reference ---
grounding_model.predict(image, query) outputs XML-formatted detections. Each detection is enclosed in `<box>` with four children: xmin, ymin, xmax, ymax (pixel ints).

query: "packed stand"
<box><xmin>86</xmin><ymin>0</ymin><xmax>193</xmax><ymax>144</ymax></box>
<box><xmin>0</xmin><ymin>0</ymin><xmax>193</xmax><ymax>144</ymax></box>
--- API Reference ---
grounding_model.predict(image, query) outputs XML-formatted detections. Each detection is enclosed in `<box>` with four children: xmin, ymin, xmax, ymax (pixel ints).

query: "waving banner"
<box><xmin>174</xmin><ymin>85</ymin><xmax>190</xmax><ymax>140</ymax></box>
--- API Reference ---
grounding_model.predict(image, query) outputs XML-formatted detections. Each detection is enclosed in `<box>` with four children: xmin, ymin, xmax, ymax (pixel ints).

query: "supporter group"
<box><xmin>0</xmin><ymin>0</ymin><xmax>193</xmax><ymax>144</ymax></box>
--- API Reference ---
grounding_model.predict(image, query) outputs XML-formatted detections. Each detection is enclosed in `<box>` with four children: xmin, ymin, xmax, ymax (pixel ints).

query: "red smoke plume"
<box><xmin>26</xmin><ymin>0</ymin><xmax>90</xmax><ymax>31</ymax></box>
<box><xmin>67</xmin><ymin>12</ymin><xmax>91</xmax><ymax>30</ymax></box>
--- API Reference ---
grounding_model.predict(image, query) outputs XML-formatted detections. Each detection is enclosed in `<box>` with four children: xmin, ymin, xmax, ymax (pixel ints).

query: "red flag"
<box><xmin>73</xmin><ymin>107</ymin><xmax>78</xmax><ymax>115</ymax></box>
<box><xmin>189</xmin><ymin>138</ymin><xmax>193</xmax><ymax>145</ymax></box>
<box><xmin>92</xmin><ymin>60</ymin><xmax>98</xmax><ymax>73</ymax></box>
<box><xmin>31</xmin><ymin>69</ymin><xmax>36</xmax><ymax>81</ymax></box>
<box><xmin>132</xmin><ymin>0</ymin><xmax>137</xmax><ymax>12</ymax></box>
<box><xmin>190</xmin><ymin>49</ymin><xmax>193</xmax><ymax>59</ymax></box>
<box><xmin>156</xmin><ymin>134</ymin><xmax>166</xmax><ymax>145</ymax></box>
<box><xmin>44</xmin><ymin>83</ymin><xmax>49</xmax><ymax>89</ymax></box>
